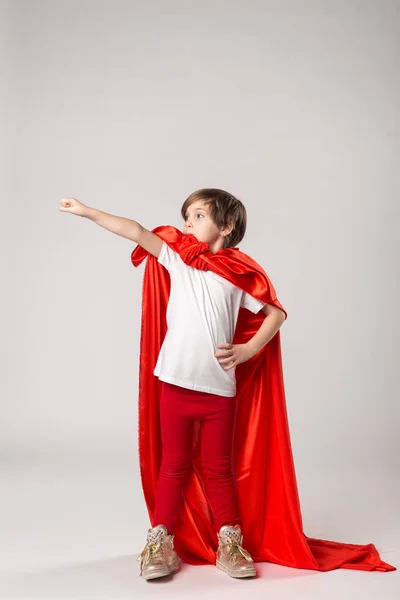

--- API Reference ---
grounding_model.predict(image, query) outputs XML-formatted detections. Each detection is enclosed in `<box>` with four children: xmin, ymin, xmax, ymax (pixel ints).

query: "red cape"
<box><xmin>130</xmin><ymin>225</ymin><xmax>395</xmax><ymax>573</ymax></box>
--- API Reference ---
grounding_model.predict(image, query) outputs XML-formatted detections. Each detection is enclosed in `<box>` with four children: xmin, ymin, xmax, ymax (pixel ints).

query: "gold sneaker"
<box><xmin>216</xmin><ymin>524</ymin><xmax>257</xmax><ymax>578</ymax></box>
<box><xmin>136</xmin><ymin>524</ymin><xmax>180</xmax><ymax>580</ymax></box>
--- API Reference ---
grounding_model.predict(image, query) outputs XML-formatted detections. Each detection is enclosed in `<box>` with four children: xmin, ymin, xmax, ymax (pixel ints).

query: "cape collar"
<box><xmin>177</xmin><ymin>230</ymin><xmax>239</xmax><ymax>271</ymax></box>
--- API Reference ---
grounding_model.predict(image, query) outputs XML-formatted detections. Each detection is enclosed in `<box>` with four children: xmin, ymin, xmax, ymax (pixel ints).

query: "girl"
<box><xmin>60</xmin><ymin>188</ymin><xmax>395</xmax><ymax>580</ymax></box>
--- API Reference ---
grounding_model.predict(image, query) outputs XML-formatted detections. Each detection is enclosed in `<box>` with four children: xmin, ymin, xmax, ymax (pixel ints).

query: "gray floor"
<box><xmin>0</xmin><ymin>454</ymin><xmax>398</xmax><ymax>600</ymax></box>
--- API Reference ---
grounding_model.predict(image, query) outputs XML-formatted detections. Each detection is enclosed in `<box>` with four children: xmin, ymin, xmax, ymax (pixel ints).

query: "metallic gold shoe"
<box><xmin>216</xmin><ymin>524</ymin><xmax>257</xmax><ymax>578</ymax></box>
<box><xmin>136</xmin><ymin>524</ymin><xmax>180</xmax><ymax>580</ymax></box>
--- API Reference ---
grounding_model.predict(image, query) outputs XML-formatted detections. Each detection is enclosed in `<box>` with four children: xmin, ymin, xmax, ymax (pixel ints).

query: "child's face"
<box><xmin>183</xmin><ymin>200</ymin><xmax>224</xmax><ymax>247</ymax></box>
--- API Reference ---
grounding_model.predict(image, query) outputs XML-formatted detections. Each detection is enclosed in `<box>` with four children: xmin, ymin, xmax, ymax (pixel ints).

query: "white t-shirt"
<box><xmin>153</xmin><ymin>240</ymin><xmax>266</xmax><ymax>397</ymax></box>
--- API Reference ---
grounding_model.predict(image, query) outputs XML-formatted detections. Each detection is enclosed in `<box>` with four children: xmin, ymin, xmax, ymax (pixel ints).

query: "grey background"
<box><xmin>1</xmin><ymin>0</ymin><xmax>398</xmax><ymax>598</ymax></box>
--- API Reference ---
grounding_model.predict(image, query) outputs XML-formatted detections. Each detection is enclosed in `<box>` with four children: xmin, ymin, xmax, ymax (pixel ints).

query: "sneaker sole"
<box><xmin>216</xmin><ymin>558</ymin><xmax>256</xmax><ymax>578</ymax></box>
<box><xmin>142</xmin><ymin>559</ymin><xmax>180</xmax><ymax>580</ymax></box>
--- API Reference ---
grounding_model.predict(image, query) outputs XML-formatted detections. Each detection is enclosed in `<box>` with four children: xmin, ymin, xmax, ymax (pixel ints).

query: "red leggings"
<box><xmin>153</xmin><ymin>381</ymin><xmax>241</xmax><ymax>534</ymax></box>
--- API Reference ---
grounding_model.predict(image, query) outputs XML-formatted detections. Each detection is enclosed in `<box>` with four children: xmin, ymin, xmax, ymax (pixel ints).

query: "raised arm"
<box><xmin>59</xmin><ymin>197</ymin><xmax>163</xmax><ymax>258</ymax></box>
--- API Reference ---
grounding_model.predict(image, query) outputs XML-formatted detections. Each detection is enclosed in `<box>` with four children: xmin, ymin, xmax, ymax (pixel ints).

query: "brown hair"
<box><xmin>180</xmin><ymin>188</ymin><xmax>247</xmax><ymax>249</ymax></box>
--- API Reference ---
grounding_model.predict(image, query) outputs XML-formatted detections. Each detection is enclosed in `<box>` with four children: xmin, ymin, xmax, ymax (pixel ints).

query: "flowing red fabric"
<box><xmin>130</xmin><ymin>225</ymin><xmax>395</xmax><ymax>573</ymax></box>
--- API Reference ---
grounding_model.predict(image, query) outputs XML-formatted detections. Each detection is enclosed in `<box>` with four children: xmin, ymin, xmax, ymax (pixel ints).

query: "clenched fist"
<box><xmin>59</xmin><ymin>197</ymin><xmax>89</xmax><ymax>218</ymax></box>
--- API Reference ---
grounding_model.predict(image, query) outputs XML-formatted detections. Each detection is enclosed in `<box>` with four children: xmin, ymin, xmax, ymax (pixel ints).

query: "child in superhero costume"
<box><xmin>60</xmin><ymin>189</ymin><xmax>396</xmax><ymax>581</ymax></box>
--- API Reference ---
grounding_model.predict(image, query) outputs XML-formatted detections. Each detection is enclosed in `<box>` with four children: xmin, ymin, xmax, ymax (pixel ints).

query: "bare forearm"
<box><xmin>85</xmin><ymin>207</ymin><xmax>142</xmax><ymax>242</ymax></box>
<box><xmin>247</xmin><ymin>313</ymin><xmax>285</xmax><ymax>356</ymax></box>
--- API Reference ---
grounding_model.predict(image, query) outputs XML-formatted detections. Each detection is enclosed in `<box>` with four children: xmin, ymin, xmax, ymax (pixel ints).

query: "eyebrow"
<box><xmin>185</xmin><ymin>207</ymin><xmax>207</xmax><ymax>214</ymax></box>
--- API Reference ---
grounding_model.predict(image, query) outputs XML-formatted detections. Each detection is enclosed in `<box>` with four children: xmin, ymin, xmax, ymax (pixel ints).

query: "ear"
<box><xmin>222</xmin><ymin>220</ymin><xmax>234</xmax><ymax>237</ymax></box>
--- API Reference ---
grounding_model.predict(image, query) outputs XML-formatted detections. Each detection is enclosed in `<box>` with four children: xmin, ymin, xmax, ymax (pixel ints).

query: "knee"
<box><xmin>159</xmin><ymin>457</ymin><xmax>192</xmax><ymax>480</ymax></box>
<box><xmin>201</xmin><ymin>457</ymin><xmax>232</xmax><ymax>479</ymax></box>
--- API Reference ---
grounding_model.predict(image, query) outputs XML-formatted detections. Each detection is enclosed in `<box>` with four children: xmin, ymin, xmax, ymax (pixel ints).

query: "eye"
<box><xmin>184</xmin><ymin>214</ymin><xmax>204</xmax><ymax>220</ymax></box>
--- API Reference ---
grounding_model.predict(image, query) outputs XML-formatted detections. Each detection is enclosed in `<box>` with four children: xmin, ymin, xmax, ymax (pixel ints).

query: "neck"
<box><xmin>208</xmin><ymin>239</ymin><xmax>225</xmax><ymax>255</ymax></box>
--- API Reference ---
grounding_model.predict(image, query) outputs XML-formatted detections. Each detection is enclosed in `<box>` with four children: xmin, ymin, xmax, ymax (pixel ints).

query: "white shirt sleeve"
<box><xmin>240</xmin><ymin>290</ymin><xmax>266</xmax><ymax>314</ymax></box>
<box><xmin>157</xmin><ymin>240</ymin><xmax>181</xmax><ymax>272</ymax></box>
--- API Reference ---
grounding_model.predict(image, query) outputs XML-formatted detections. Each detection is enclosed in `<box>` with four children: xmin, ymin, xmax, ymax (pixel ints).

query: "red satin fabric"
<box><xmin>130</xmin><ymin>225</ymin><xmax>396</xmax><ymax>573</ymax></box>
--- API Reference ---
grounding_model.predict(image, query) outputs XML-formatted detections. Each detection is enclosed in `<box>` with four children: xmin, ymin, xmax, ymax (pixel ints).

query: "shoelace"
<box><xmin>136</xmin><ymin>535</ymin><xmax>164</xmax><ymax>576</ymax></box>
<box><xmin>219</xmin><ymin>533</ymin><xmax>253</xmax><ymax>564</ymax></box>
